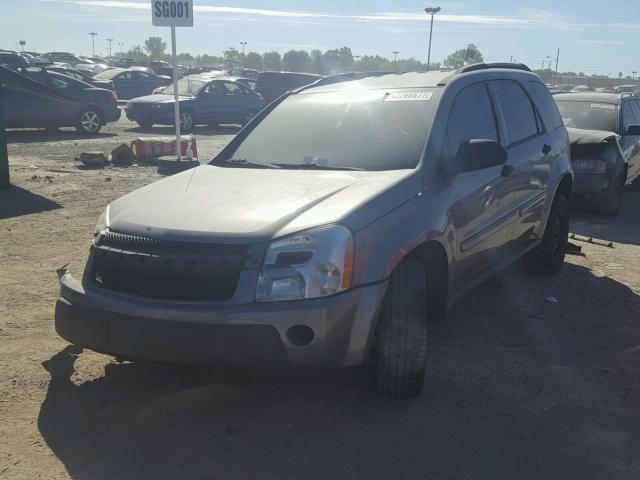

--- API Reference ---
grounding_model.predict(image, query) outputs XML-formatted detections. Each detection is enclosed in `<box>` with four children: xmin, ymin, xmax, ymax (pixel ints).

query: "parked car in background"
<box><xmin>254</xmin><ymin>71</ymin><xmax>323</xmax><ymax>104</ymax></box>
<box><xmin>94</xmin><ymin>67</ymin><xmax>171</xmax><ymax>99</ymax></box>
<box><xmin>75</xmin><ymin>63</ymin><xmax>111</xmax><ymax>75</ymax></box>
<box><xmin>44</xmin><ymin>66</ymin><xmax>115</xmax><ymax>90</ymax></box>
<box><xmin>572</xmin><ymin>85</ymin><xmax>595</xmax><ymax>92</ymax></box>
<box><xmin>185</xmin><ymin>66</ymin><xmax>224</xmax><ymax>76</ymax></box>
<box><xmin>148</xmin><ymin>60</ymin><xmax>171</xmax><ymax>74</ymax></box>
<box><xmin>614</xmin><ymin>85</ymin><xmax>640</xmax><ymax>94</ymax></box>
<box><xmin>43</xmin><ymin>52</ymin><xmax>83</xmax><ymax>65</ymax></box>
<box><xmin>156</xmin><ymin>65</ymin><xmax>187</xmax><ymax>79</ymax></box>
<box><xmin>0</xmin><ymin>50</ymin><xmax>28</xmax><ymax>67</ymax></box>
<box><xmin>227</xmin><ymin>67</ymin><xmax>259</xmax><ymax>78</ymax></box>
<box><xmin>555</xmin><ymin>92</ymin><xmax>640</xmax><ymax>213</ymax></box>
<box><xmin>125</xmin><ymin>75</ymin><xmax>265</xmax><ymax>130</ymax></box>
<box><xmin>58</xmin><ymin>64</ymin><xmax>573</xmax><ymax>399</ymax></box>
<box><xmin>226</xmin><ymin>76</ymin><xmax>256</xmax><ymax>90</ymax></box>
<box><xmin>0</xmin><ymin>65</ymin><xmax>120</xmax><ymax>133</ymax></box>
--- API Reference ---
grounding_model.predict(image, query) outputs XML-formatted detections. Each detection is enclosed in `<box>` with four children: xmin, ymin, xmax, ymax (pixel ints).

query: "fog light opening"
<box><xmin>286</xmin><ymin>325</ymin><xmax>315</xmax><ymax>347</ymax></box>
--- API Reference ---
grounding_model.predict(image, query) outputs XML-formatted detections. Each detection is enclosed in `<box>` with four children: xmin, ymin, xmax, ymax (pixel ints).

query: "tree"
<box><xmin>283</xmin><ymin>50</ymin><xmax>311</xmax><ymax>72</ymax></box>
<box><xmin>262</xmin><ymin>51</ymin><xmax>282</xmax><ymax>71</ymax></box>
<box><xmin>243</xmin><ymin>52</ymin><xmax>263</xmax><ymax>70</ymax></box>
<box><xmin>223</xmin><ymin>47</ymin><xmax>240</xmax><ymax>65</ymax></box>
<box><xmin>125</xmin><ymin>45</ymin><xmax>148</xmax><ymax>61</ymax></box>
<box><xmin>144</xmin><ymin>36</ymin><xmax>166</xmax><ymax>60</ymax></box>
<box><xmin>442</xmin><ymin>44</ymin><xmax>484</xmax><ymax>69</ymax></box>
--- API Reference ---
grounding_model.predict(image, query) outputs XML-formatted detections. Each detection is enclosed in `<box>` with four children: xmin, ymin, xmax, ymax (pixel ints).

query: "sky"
<box><xmin>0</xmin><ymin>0</ymin><xmax>639</xmax><ymax>76</ymax></box>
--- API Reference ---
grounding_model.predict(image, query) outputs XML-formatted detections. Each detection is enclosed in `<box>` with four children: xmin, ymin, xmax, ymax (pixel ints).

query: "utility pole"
<box><xmin>424</xmin><ymin>6</ymin><xmax>441</xmax><ymax>71</ymax></box>
<box><xmin>106</xmin><ymin>37</ymin><xmax>113</xmax><ymax>58</ymax></box>
<box><xmin>89</xmin><ymin>32</ymin><xmax>98</xmax><ymax>57</ymax></box>
<box><xmin>393</xmin><ymin>51</ymin><xmax>399</xmax><ymax>62</ymax></box>
<box><xmin>554</xmin><ymin>48</ymin><xmax>560</xmax><ymax>84</ymax></box>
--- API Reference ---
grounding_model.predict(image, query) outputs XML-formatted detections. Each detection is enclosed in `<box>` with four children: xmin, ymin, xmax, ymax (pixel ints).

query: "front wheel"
<box><xmin>75</xmin><ymin>108</ymin><xmax>102</xmax><ymax>134</ymax></box>
<box><xmin>525</xmin><ymin>193</ymin><xmax>569</xmax><ymax>274</ymax></box>
<box><xmin>375</xmin><ymin>258</ymin><xmax>428</xmax><ymax>399</ymax></box>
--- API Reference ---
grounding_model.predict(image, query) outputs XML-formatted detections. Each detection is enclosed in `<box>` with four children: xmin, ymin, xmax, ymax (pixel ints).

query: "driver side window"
<box><xmin>622</xmin><ymin>101</ymin><xmax>638</xmax><ymax>133</ymax></box>
<box><xmin>445</xmin><ymin>82</ymin><xmax>499</xmax><ymax>163</ymax></box>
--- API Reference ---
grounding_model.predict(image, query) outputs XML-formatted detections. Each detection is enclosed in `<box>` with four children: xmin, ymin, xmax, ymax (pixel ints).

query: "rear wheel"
<box><xmin>242</xmin><ymin>110</ymin><xmax>257</xmax><ymax>126</ymax></box>
<box><xmin>179</xmin><ymin>111</ymin><xmax>194</xmax><ymax>131</ymax></box>
<box><xmin>525</xmin><ymin>193</ymin><xmax>569</xmax><ymax>274</ymax></box>
<box><xmin>75</xmin><ymin>108</ymin><xmax>102</xmax><ymax>134</ymax></box>
<box><xmin>375</xmin><ymin>258</ymin><xmax>428</xmax><ymax>399</ymax></box>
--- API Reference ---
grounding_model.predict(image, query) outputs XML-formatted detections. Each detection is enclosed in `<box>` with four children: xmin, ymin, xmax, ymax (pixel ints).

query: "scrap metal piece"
<box><xmin>569</xmin><ymin>233</ymin><xmax>615</xmax><ymax>248</ymax></box>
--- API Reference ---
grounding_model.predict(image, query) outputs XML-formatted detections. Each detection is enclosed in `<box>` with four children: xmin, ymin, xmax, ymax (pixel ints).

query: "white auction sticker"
<box><xmin>384</xmin><ymin>91</ymin><xmax>433</xmax><ymax>102</ymax></box>
<box><xmin>589</xmin><ymin>103</ymin><xmax>616</xmax><ymax>110</ymax></box>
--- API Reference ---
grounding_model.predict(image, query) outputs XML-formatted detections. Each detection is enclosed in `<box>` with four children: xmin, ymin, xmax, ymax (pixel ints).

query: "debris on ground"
<box><xmin>109</xmin><ymin>144</ymin><xmax>136</xmax><ymax>166</ymax></box>
<box><xmin>78</xmin><ymin>151</ymin><xmax>107</xmax><ymax>167</ymax></box>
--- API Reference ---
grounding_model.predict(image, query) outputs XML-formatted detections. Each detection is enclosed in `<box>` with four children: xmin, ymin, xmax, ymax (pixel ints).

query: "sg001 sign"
<box><xmin>152</xmin><ymin>0</ymin><xmax>193</xmax><ymax>27</ymax></box>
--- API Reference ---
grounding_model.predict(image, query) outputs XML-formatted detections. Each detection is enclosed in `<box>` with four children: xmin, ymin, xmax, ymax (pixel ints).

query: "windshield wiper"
<box><xmin>271</xmin><ymin>163</ymin><xmax>364</xmax><ymax>171</ymax></box>
<box><xmin>219</xmin><ymin>158</ymin><xmax>281</xmax><ymax>169</ymax></box>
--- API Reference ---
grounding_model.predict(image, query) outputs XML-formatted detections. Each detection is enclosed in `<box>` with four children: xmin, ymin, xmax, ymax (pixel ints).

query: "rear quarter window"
<box><xmin>529</xmin><ymin>81</ymin><xmax>564</xmax><ymax>130</ymax></box>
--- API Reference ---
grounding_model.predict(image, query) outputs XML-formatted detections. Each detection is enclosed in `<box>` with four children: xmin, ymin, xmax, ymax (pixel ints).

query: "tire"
<box><xmin>597</xmin><ymin>170</ymin><xmax>625</xmax><ymax>216</ymax></box>
<box><xmin>137</xmin><ymin>121</ymin><xmax>154</xmax><ymax>129</ymax></box>
<box><xmin>179</xmin><ymin>111</ymin><xmax>194</xmax><ymax>132</ymax></box>
<box><xmin>525</xmin><ymin>193</ymin><xmax>570</xmax><ymax>274</ymax></box>
<box><xmin>375</xmin><ymin>258</ymin><xmax>428</xmax><ymax>399</ymax></box>
<box><xmin>75</xmin><ymin>108</ymin><xmax>102</xmax><ymax>134</ymax></box>
<box><xmin>242</xmin><ymin>110</ymin><xmax>257</xmax><ymax>127</ymax></box>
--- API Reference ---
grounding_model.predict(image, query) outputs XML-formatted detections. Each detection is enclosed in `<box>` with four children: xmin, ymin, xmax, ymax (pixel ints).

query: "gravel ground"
<box><xmin>1</xmin><ymin>114</ymin><xmax>639</xmax><ymax>479</ymax></box>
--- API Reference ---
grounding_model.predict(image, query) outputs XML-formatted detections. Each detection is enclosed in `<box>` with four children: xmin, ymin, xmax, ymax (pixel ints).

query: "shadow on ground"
<box><xmin>0</xmin><ymin>185</ymin><xmax>62</xmax><ymax>219</ymax></box>
<box><xmin>6</xmin><ymin>129</ymin><xmax>117</xmax><ymax>144</ymax></box>
<box><xmin>38</xmin><ymin>262</ymin><xmax>640</xmax><ymax>479</ymax></box>
<box><xmin>570</xmin><ymin>189</ymin><xmax>640</xmax><ymax>246</ymax></box>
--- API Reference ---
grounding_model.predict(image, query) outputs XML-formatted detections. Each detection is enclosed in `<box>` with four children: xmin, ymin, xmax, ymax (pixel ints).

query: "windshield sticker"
<box><xmin>589</xmin><ymin>103</ymin><xmax>616</xmax><ymax>110</ymax></box>
<box><xmin>384</xmin><ymin>91</ymin><xmax>433</xmax><ymax>102</ymax></box>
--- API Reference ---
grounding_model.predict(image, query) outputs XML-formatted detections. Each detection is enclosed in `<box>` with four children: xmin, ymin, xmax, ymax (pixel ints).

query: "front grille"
<box><xmin>91</xmin><ymin>231</ymin><xmax>248</xmax><ymax>301</ymax></box>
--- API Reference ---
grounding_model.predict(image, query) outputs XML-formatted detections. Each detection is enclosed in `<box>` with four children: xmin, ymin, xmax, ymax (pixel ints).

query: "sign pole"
<box><xmin>170</xmin><ymin>23</ymin><xmax>181</xmax><ymax>161</ymax></box>
<box><xmin>0</xmin><ymin>84</ymin><xmax>9</xmax><ymax>189</ymax></box>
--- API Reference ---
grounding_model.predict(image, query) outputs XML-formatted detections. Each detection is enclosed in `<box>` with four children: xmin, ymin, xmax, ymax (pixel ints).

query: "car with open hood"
<box><xmin>555</xmin><ymin>92</ymin><xmax>640</xmax><ymax>214</ymax></box>
<box><xmin>55</xmin><ymin>64</ymin><xmax>573</xmax><ymax>398</ymax></box>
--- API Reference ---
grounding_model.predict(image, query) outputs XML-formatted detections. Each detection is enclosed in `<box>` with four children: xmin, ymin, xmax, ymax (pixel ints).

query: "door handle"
<box><xmin>501</xmin><ymin>165</ymin><xmax>514</xmax><ymax>177</ymax></box>
<box><xmin>542</xmin><ymin>144</ymin><xmax>552</xmax><ymax>155</ymax></box>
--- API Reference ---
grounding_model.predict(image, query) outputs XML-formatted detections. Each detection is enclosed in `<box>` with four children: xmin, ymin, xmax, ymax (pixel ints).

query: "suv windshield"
<box><xmin>159</xmin><ymin>77</ymin><xmax>207</xmax><ymax>96</ymax></box>
<box><xmin>219</xmin><ymin>88</ymin><xmax>439</xmax><ymax>171</ymax></box>
<box><xmin>556</xmin><ymin>100</ymin><xmax>618</xmax><ymax>132</ymax></box>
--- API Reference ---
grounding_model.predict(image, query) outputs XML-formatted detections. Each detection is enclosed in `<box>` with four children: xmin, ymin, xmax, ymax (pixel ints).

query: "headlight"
<box><xmin>255</xmin><ymin>225</ymin><xmax>354</xmax><ymax>302</ymax></box>
<box><xmin>572</xmin><ymin>159</ymin><xmax>607</xmax><ymax>172</ymax></box>
<box><xmin>94</xmin><ymin>205</ymin><xmax>110</xmax><ymax>237</ymax></box>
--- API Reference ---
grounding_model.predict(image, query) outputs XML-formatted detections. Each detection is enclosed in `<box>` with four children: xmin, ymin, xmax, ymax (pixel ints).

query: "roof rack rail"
<box><xmin>456</xmin><ymin>62</ymin><xmax>531</xmax><ymax>74</ymax></box>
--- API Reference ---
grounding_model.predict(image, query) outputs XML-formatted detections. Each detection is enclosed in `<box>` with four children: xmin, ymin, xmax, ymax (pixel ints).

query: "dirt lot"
<box><xmin>1</xmin><ymin>114</ymin><xmax>640</xmax><ymax>479</ymax></box>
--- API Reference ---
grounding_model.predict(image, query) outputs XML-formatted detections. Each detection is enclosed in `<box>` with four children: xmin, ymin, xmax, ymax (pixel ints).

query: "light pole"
<box><xmin>393</xmin><ymin>51</ymin><xmax>399</xmax><ymax>62</ymax></box>
<box><xmin>240</xmin><ymin>41</ymin><xmax>247</xmax><ymax>66</ymax></box>
<box><xmin>89</xmin><ymin>32</ymin><xmax>98</xmax><ymax>57</ymax></box>
<box><xmin>424</xmin><ymin>6</ymin><xmax>441</xmax><ymax>71</ymax></box>
<box><xmin>118</xmin><ymin>42</ymin><xmax>124</xmax><ymax>56</ymax></box>
<box><xmin>106</xmin><ymin>37</ymin><xmax>113</xmax><ymax>58</ymax></box>
<box><xmin>633</xmin><ymin>71</ymin><xmax>637</xmax><ymax>80</ymax></box>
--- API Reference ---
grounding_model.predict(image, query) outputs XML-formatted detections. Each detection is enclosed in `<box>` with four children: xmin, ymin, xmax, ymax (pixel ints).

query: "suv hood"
<box><xmin>108</xmin><ymin>165</ymin><xmax>419</xmax><ymax>243</ymax></box>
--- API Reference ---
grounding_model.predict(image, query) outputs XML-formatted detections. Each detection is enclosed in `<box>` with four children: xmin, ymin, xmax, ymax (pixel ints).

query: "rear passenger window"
<box><xmin>529</xmin><ymin>82</ymin><xmax>563</xmax><ymax>130</ymax></box>
<box><xmin>492</xmin><ymin>80</ymin><xmax>539</xmax><ymax>145</ymax></box>
<box><xmin>445</xmin><ymin>82</ymin><xmax>498</xmax><ymax>160</ymax></box>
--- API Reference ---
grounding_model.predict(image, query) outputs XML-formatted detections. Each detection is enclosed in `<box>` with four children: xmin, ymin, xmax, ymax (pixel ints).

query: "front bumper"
<box><xmin>125</xmin><ymin>107</ymin><xmax>173</xmax><ymax>125</ymax></box>
<box><xmin>55</xmin><ymin>270</ymin><xmax>388</xmax><ymax>369</ymax></box>
<box><xmin>573</xmin><ymin>171</ymin><xmax>609</xmax><ymax>196</ymax></box>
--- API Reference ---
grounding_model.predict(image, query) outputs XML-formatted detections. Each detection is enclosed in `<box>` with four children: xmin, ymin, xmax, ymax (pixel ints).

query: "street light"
<box><xmin>118</xmin><ymin>42</ymin><xmax>124</xmax><ymax>55</ymax></box>
<box><xmin>240</xmin><ymin>41</ymin><xmax>247</xmax><ymax>55</ymax></box>
<box><xmin>89</xmin><ymin>32</ymin><xmax>98</xmax><ymax>57</ymax></box>
<box><xmin>424</xmin><ymin>6</ymin><xmax>441</xmax><ymax>71</ymax></box>
<box><xmin>106</xmin><ymin>37</ymin><xmax>114</xmax><ymax>58</ymax></box>
<box><xmin>393</xmin><ymin>51</ymin><xmax>399</xmax><ymax>62</ymax></box>
<box><xmin>633</xmin><ymin>71</ymin><xmax>637</xmax><ymax>80</ymax></box>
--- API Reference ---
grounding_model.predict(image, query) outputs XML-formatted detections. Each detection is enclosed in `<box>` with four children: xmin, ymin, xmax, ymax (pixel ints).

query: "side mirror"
<box><xmin>451</xmin><ymin>139</ymin><xmax>508</xmax><ymax>173</ymax></box>
<box><xmin>627</xmin><ymin>124</ymin><xmax>640</xmax><ymax>136</ymax></box>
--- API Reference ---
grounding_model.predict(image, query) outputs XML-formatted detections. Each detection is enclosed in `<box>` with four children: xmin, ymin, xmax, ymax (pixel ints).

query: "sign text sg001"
<box><xmin>152</xmin><ymin>1</ymin><xmax>193</xmax><ymax>27</ymax></box>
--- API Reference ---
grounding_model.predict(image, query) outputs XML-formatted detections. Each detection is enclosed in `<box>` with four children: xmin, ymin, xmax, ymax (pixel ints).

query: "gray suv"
<box><xmin>55</xmin><ymin>64</ymin><xmax>573</xmax><ymax>398</ymax></box>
